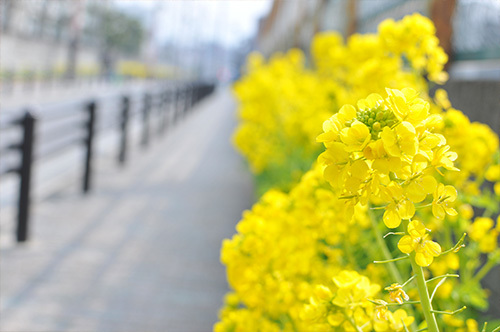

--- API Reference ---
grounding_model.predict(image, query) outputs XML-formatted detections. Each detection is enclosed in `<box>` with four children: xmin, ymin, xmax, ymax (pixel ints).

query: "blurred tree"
<box><xmin>66</xmin><ymin>0</ymin><xmax>84</xmax><ymax>80</ymax></box>
<box><xmin>37</xmin><ymin>0</ymin><xmax>49</xmax><ymax>38</ymax></box>
<box><xmin>1</xmin><ymin>0</ymin><xmax>16</xmax><ymax>33</ymax></box>
<box><xmin>86</xmin><ymin>3</ymin><xmax>145</xmax><ymax>78</ymax></box>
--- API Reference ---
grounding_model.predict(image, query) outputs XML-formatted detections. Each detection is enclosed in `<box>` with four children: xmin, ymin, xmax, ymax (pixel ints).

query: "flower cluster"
<box><xmin>215</xmin><ymin>166</ymin><xmax>418</xmax><ymax>332</ymax></box>
<box><xmin>220</xmin><ymin>12</ymin><xmax>500</xmax><ymax>332</ymax></box>
<box><xmin>215</xmin><ymin>167</ymin><xmax>373</xmax><ymax>332</ymax></box>
<box><xmin>398</xmin><ymin>220</ymin><xmax>441</xmax><ymax>266</ymax></box>
<box><xmin>233</xmin><ymin>14</ymin><xmax>449</xmax><ymax>193</ymax></box>
<box><xmin>232</xmin><ymin>50</ymin><xmax>333</xmax><ymax>192</ymax></box>
<box><xmin>301</xmin><ymin>271</ymin><xmax>415</xmax><ymax>332</ymax></box>
<box><xmin>378</xmin><ymin>14</ymin><xmax>448</xmax><ymax>84</ymax></box>
<box><xmin>434</xmin><ymin>90</ymin><xmax>499</xmax><ymax>194</ymax></box>
<box><xmin>318</xmin><ymin>88</ymin><xmax>457</xmax><ymax>237</ymax></box>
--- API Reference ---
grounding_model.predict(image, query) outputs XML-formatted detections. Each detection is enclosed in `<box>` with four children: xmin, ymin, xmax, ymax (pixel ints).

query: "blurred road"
<box><xmin>0</xmin><ymin>89</ymin><xmax>254</xmax><ymax>331</ymax></box>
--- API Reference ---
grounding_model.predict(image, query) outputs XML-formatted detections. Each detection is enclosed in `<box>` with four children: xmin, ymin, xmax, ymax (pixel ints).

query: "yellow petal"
<box><xmin>425</xmin><ymin>240</ymin><xmax>442</xmax><ymax>257</ymax></box>
<box><xmin>383</xmin><ymin>207</ymin><xmax>401</xmax><ymax>228</ymax></box>
<box><xmin>415</xmin><ymin>252</ymin><xmax>433</xmax><ymax>266</ymax></box>
<box><xmin>443</xmin><ymin>185</ymin><xmax>457</xmax><ymax>202</ymax></box>
<box><xmin>323</xmin><ymin>165</ymin><xmax>342</xmax><ymax>189</ymax></box>
<box><xmin>398</xmin><ymin>200</ymin><xmax>415</xmax><ymax>220</ymax></box>
<box><xmin>408</xmin><ymin>220</ymin><xmax>426</xmax><ymax>238</ymax></box>
<box><xmin>406</xmin><ymin>182</ymin><xmax>426</xmax><ymax>203</ymax></box>
<box><xmin>358</xmin><ymin>93</ymin><xmax>384</xmax><ymax>109</ymax></box>
<box><xmin>444</xmin><ymin>206</ymin><xmax>458</xmax><ymax>216</ymax></box>
<box><xmin>338</xmin><ymin>104</ymin><xmax>357</xmax><ymax>121</ymax></box>
<box><xmin>421</xmin><ymin>176</ymin><xmax>438</xmax><ymax>193</ymax></box>
<box><xmin>333</xmin><ymin>271</ymin><xmax>361</xmax><ymax>289</ymax></box>
<box><xmin>432</xmin><ymin>204</ymin><xmax>446</xmax><ymax>220</ymax></box>
<box><xmin>316</xmin><ymin>131</ymin><xmax>337</xmax><ymax>143</ymax></box>
<box><xmin>327</xmin><ymin>313</ymin><xmax>345</xmax><ymax>326</ymax></box>
<box><xmin>341</xmin><ymin>121</ymin><xmax>371</xmax><ymax>152</ymax></box>
<box><xmin>398</xmin><ymin>235</ymin><xmax>414</xmax><ymax>254</ymax></box>
<box><xmin>351</xmin><ymin>159</ymin><xmax>369</xmax><ymax>180</ymax></box>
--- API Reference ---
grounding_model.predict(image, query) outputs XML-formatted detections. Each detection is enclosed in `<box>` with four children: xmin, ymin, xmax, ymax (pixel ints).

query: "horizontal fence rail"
<box><xmin>0</xmin><ymin>80</ymin><xmax>216</xmax><ymax>243</ymax></box>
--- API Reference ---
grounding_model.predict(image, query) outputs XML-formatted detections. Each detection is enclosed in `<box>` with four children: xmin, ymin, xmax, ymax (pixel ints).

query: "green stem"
<box><xmin>369</xmin><ymin>299</ymin><xmax>421</xmax><ymax>306</ymax></box>
<box><xmin>370</xmin><ymin>213</ymin><xmax>418</xmax><ymax>331</ymax></box>
<box><xmin>426</xmin><ymin>274</ymin><xmax>459</xmax><ymax>283</ymax></box>
<box><xmin>374</xmin><ymin>256</ymin><xmax>409</xmax><ymax>264</ymax></box>
<box><xmin>443</xmin><ymin>219</ymin><xmax>453</xmax><ymax>250</ymax></box>
<box><xmin>431</xmin><ymin>306</ymin><xmax>466</xmax><ymax>315</ymax></box>
<box><xmin>471</xmin><ymin>250</ymin><xmax>500</xmax><ymax>284</ymax></box>
<box><xmin>285</xmin><ymin>313</ymin><xmax>298</xmax><ymax>332</ymax></box>
<box><xmin>402</xmin><ymin>275</ymin><xmax>416</xmax><ymax>287</ymax></box>
<box><xmin>410</xmin><ymin>253</ymin><xmax>440</xmax><ymax>332</ymax></box>
<box><xmin>368</xmin><ymin>208</ymin><xmax>404</xmax><ymax>284</ymax></box>
<box><xmin>440</xmin><ymin>233</ymin><xmax>467</xmax><ymax>256</ymax></box>
<box><xmin>344</xmin><ymin>237</ymin><xmax>360</xmax><ymax>270</ymax></box>
<box><xmin>345</xmin><ymin>311</ymin><xmax>364</xmax><ymax>332</ymax></box>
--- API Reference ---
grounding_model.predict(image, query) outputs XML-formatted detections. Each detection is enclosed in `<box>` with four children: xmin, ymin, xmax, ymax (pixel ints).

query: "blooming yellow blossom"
<box><xmin>381</xmin><ymin>121</ymin><xmax>418</xmax><ymax>158</ymax></box>
<box><xmin>221</xmin><ymin>11</ymin><xmax>500</xmax><ymax>332</ymax></box>
<box><xmin>384</xmin><ymin>283</ymin><xmax>409</xmax><ymax>304</ymax></box>
<box><xmin>374</xmin><ymin>309</ymin><xmax>415</xmax><ymax>332</ymax></box>
<box><xmin>485</xmin><ymin>164</ymin><xmax>500</xmax><ymax>182</ymax></box>
<box><xmin>332</xmin><ymin>271</ymin><xmax>381</xmax><ymax>307</ymax></box>
<box><xmin>398</xmin><ymin>220</ymin><xmax>442</xmax><ymax>266</ymax></box>
<box><xmin>382</xmin><ymin>183</ymin><xmax>416</xmax><ymax>228</ymax></box>
<box><xmin>405</xmin><ymin>175</ymin><xmax>437</xmax><ymax>203</ymax></box>
<box><xmin>432</xmin><ymin>145</ymin><xmax>459</xmax><ymax>172</ymax></box>
<box><xmin>469</xmin><ymin>217</ymin><xmax>499</xmax><ymax>253</ymax></box>
<box><xmin>432</xmin><ymin>183</ymin><xmax>458</xmax><ymax>219</ymax></box>
<box><xmin>340</xmin><ymin>120</ymin><xmax>372</xmax><ymax>152</ymax></box>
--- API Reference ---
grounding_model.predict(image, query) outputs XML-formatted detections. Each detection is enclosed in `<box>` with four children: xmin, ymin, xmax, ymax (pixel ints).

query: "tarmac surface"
<box><xmin>0</xmin><ymin>88</ymin><xmax>255</xmax><ymax>331</ymax></box>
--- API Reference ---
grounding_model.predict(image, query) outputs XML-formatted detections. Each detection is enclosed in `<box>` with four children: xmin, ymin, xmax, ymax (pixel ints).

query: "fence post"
<box><xmin>83</xmin><ymin>101</ymin><xmax>96</xmax><ymax>193</ymax></box>
<box><xmin>16</xmin><ymin>111</ymin><xmax>36</xmax><ymax>242</ymax></box>
<box><xmin>141</xmin><ymin>93</ymin><xmax>151</xmax><ymax>147</ymax></box>
<box><xmin>118</xmin><ymin>96</ymin><xmax>130</xmax><ymax>165</ymax></box>
<box><xmin>183</xmin><ymin>85</ymin><xmax>190</xmax><ymax>117</ymax></box>
<box><xmin>158</xmin><ymin>91</ymin><xmax>167</xmax><ymax>135</ymax></box>
<box><xmin>172</xmin><ymin>87</ymin><xmax>179</xmax><ymax>124</ymax></box>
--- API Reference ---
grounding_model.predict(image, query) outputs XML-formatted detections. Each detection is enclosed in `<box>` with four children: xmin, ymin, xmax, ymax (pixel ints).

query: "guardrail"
<box><xmin>0</xmin><ymin>81</ymin><xmax>216</xmax><ymax>243</ymax></box>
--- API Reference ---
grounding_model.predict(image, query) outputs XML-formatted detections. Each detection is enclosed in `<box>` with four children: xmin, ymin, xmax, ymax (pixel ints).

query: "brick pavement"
<box><xmin>0</xmin><ymin>88</ymin><xmax>254</xmax><ymax>332</ymax></box>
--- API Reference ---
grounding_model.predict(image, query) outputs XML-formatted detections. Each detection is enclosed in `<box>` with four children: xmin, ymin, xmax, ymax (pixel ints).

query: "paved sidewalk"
<box><xmin>0</xmin><ymin>89</ymin><xmax>254</xmax><ymax>331</ymax></box>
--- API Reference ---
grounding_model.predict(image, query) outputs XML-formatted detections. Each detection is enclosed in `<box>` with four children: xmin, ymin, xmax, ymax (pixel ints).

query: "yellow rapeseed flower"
<box><xmin>398</xmin><ymin>220</ymin><xmax>442</xmax><ymax>266</ymax></box>
<box><xmin>432</xmin><ymin>183</ymin><xmax>458</xmax><ymax>219</ymax></box>
<box><xmin>384</xmin><ymin>283</ymin><xmax>410</xmax><ymax>304</ymax></box>
<box><xmin>382</xmin><ymin>183</ymin><xmax>415</xmax><ymax>228</ymax></box>
<box><xmin>469</xmin><ymin>217</ymin><xmax>498</xmax><ymax>253</ymax></box>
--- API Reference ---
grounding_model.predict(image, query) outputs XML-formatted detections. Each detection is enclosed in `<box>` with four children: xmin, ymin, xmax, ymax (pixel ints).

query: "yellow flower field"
<box><xmin>218</xmin><ymin>13</ymin><xmax>500</xmax><ymax>332</ymax></box>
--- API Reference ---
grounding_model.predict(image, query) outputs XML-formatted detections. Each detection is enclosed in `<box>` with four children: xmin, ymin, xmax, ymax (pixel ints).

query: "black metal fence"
<box><xmin>0</xmin><ymin>81</ymin><xmax>215</xmax><ymax>243</ymax></box>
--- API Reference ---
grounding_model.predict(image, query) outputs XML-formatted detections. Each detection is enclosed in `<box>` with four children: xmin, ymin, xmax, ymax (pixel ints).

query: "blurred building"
<box><xmin>256</xmin><ymin>1</ymin><xmax>322</xmax><ymax>57</ymax></box>
<box><xmin>0</xmin><ymin>0</ymin><xmax>146</xmax><ymax>79</ymax></box>
<box><xmin>1</xmin><ymin>0</ymin><xmax>98</xmax><ymax>74</ymax></box>
<box><xmin>256</xmin><ymin>0</ymin><xmax>500</xmax><ymax>79</ymax></box>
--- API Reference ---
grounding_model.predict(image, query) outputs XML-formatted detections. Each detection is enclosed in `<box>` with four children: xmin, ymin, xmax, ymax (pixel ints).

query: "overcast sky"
<box><xmin>116</xmin><ymin>1</ymin><xmax>272</xmax><ymax>47</ymax></box>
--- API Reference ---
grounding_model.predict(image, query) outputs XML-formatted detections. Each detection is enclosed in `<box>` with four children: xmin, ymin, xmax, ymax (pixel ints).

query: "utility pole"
<box><xmin>431</xmin><ymin>0</ymin><xmax>456</xmax><ymax>67</ymax></box>
<box><xmin>347</xmin><ymin>0</ymin><xmax>357</xmax><ymax>37</ymax></box>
